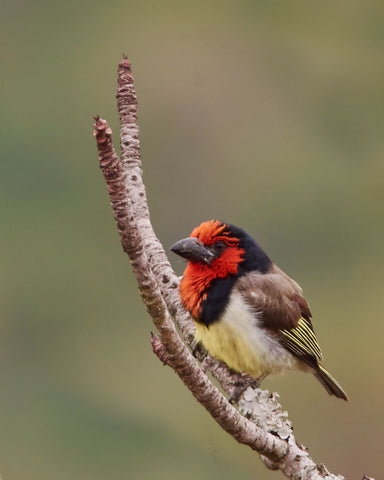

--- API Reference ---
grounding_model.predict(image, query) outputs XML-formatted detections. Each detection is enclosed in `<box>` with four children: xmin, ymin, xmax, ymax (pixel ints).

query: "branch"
<box><xmin>93</xmin><ymin>56</ymin><xmax>373</xmax><ymax>480</ymax></box>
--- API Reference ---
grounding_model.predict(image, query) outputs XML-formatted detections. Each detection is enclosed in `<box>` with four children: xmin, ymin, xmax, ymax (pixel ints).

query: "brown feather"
<box><xmin>236</xmin><ymin>264</ymin><xmax>310</xmax><ymax>331</ymax></box>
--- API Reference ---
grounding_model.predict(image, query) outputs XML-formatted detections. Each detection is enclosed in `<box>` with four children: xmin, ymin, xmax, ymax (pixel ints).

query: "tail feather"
<box><xmin>314</xmin><ymin>365</ymin><xmax>348</xmax><ymax>401</ymax></box>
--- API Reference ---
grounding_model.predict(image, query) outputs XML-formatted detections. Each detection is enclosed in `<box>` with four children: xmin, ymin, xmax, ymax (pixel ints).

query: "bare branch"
<box><xmin>93</xmin><ymin>57</ymin><xmax>374</xmax><ymax>480</ymax></box>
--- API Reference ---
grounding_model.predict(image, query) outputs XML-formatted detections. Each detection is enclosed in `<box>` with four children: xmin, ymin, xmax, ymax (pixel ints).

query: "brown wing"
<box><xmin>236</xmin><ymin>266</ymin><xmax>323</xmax><ymax>362</ymax></box>
<box><xmin>236</xmin><ymin>266</ymin><xmax>309</xmax><ymax>330</ymax></box>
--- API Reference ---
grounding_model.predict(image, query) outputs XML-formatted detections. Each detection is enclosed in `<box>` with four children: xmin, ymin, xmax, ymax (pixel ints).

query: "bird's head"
<box><xmin>171</xmin><ymin>221</ymin><xmax>272</xmax><ymax>320</ymax></box>
<box><xmin>171</xmin><ymin>220</ymin><xmax>271</xmax><ymax>277</ymax></box>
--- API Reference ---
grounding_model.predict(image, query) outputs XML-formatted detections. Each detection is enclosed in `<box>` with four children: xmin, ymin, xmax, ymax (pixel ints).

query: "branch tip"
<box><xmin>119</xmin><ymin>56</ymin><xmax>132</xmax><ymax>72</ymax></box>
<box><xmin>93</xmin><ymin>117</ymin><xmax>113</xmax><ymax>139</ymax></box>
<box><xmin>118</xmin><ymin>57</ymin><xmax>134</xmax><ymax>91</ymax></box>
<box><xmin>93</xmin><ymin>116</ymin><xmax>121</xmax><ymax>176</ymax></box>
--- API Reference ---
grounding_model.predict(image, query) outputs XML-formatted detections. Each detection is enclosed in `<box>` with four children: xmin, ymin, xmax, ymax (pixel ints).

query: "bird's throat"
<box><xmin>180</xmin><ymin>264</ymin><xmax>236</xmax><ymax>325</ymax></box>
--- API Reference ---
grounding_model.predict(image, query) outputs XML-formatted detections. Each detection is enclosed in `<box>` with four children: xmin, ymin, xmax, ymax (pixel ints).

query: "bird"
<box><xmin>170</xmin><ymin>220</ymin><xmax>348</xmax><ymax>400</ymax></box>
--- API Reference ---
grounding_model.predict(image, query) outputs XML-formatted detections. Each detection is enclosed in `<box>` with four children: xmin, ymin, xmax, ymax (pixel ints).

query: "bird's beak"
<box><xmin>170</xmin><ymin>237</ymin><xmax>216</xmax><ymax>265</ymax></box>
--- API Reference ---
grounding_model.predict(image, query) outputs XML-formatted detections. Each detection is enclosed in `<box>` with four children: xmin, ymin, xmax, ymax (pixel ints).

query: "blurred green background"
<box><xmin>1</xmin><ymin>1</ymin><xmax>384</xmax><ymax>479</ymax></box>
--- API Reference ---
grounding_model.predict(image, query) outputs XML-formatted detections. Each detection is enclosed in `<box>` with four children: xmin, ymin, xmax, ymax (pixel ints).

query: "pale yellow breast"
<box><xmin>194</xmin><ymin>290</ymin><xmax>299</xmax><ymax>378</ymax></box>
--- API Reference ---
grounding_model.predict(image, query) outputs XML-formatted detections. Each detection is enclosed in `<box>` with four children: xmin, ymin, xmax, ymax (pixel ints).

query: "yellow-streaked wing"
<box><xmin>279</xmin><ymin>317</ymin><xmax>323</xmax><ymax>361</ymax></box>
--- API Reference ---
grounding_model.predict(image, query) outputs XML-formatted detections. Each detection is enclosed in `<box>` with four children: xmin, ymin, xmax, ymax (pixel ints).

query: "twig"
<box><xmin>93</xmin><ymin>56</ymin><xmax>374</xmax><ymax>480</ymax></box>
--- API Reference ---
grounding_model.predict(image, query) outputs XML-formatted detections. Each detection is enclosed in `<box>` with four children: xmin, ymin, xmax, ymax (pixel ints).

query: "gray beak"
<box><xmin>170</xmin><ymin>237</ymin><xmax>216</xmax><ymax>265</ymax></box>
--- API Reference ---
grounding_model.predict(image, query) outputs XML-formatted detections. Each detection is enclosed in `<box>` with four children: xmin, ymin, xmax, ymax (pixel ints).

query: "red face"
<box><xmin>171</xmin><ymin>220</ymin><xmax>245</xmax><ymax>318</ymax></box>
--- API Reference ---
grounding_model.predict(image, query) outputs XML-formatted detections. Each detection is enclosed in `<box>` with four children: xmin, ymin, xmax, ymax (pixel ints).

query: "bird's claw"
<box><xmin>229</xmin><ymin>372</ymin><xmax>261</xmax><ymax>404</ymax></box>
<box><xmin>192</xmin><ymin>341</ymin><xmax>208</xmax><ymax>362</ymax></box>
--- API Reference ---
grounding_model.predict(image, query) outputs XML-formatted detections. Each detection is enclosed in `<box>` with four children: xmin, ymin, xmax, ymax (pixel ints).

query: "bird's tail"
<box><xmin>314</xmin><ymin>365</ymin><xmax>348</xmax><ymax>401</ymax></box>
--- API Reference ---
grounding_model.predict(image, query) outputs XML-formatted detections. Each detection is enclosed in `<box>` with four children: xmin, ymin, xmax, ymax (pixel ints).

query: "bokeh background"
<box><xmin>1</xmin><ymin>1</ymin><xmax>384</xmax><ymax>479</ymax></box>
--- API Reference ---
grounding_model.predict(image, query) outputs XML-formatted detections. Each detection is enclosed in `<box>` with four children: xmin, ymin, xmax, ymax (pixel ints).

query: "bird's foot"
<box><xmin>192</xmin><ymin>341</ymin><xmax>208</xmax><ymax>363</ymax></box>
<box><xmin>229</xmin><ymin>372</ymin><xmax>261</xmax><ymax>404</ymax></box>
<box><xmin>254</xmin><ymin>373</ymin><xmax>267</xmax><ymax>384</ymax></box>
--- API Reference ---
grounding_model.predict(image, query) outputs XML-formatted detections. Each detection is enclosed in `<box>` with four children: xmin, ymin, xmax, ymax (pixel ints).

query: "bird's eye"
<box><xmin>213</xmin><ymin>241</ymin><xmax>227</xmax><ymax>253</ymax></box>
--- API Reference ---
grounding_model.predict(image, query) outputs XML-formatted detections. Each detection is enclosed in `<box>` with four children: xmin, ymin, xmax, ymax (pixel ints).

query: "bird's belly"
<box><xmin>194</xmin><ymin>291</ymin><xmax>299</xmax><ymax>378</ymax></box>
